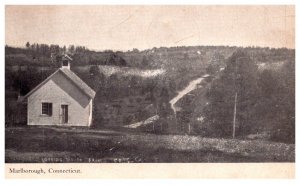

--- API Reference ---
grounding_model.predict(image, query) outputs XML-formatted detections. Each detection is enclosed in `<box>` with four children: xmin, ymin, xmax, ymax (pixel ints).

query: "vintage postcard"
<box><xmin>4</xmin><ymin>5</ymin><xmax>295</xmax><ymax>178</ymax></box>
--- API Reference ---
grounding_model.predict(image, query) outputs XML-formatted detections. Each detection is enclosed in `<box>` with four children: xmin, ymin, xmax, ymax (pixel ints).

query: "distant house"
<box><xmin>23</xmin><ymin>54</ymin><xmax>96</xmax><ymax>127</ymax></box>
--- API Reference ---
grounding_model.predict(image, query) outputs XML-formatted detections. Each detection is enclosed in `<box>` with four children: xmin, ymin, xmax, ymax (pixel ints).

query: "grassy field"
<box><xmin>5</xmin><ymin>126</ymin><xmax>294</xmax><ymax>163</ymax></box>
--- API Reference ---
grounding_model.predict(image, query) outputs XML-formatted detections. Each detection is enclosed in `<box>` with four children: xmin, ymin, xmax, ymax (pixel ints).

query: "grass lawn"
<box><xmin>5</xmin><ymin>126</ymin><xmax>295</xmax><ymax>163</ymax></box>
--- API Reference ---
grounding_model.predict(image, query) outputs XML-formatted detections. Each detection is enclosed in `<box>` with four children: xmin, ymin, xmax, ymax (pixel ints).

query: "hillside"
<box><xmin>5</xmin><ymin>44</ymin><xmax>295</xmax><ymax>143</ymax></box>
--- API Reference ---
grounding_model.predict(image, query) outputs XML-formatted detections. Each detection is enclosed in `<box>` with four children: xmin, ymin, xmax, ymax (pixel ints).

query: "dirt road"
<box><xmin>169</xmin><ymin>74</ymin><xmax>210</xmax><ymax>113</ymax></box>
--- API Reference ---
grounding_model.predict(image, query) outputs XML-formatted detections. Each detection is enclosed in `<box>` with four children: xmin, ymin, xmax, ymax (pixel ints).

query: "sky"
<box><xmin>5</xmin><ymin>5</ymin><xmax>295</xmax><ymax>51</ymax></box>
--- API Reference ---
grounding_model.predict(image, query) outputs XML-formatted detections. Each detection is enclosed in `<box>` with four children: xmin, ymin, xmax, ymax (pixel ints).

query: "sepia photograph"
<box><xmin>4</xmin><ymin>4</ymin><xmax>295</xmax><ymax>170</ymax></box>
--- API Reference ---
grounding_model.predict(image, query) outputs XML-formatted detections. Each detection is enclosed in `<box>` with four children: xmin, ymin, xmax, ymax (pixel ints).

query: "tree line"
<box><xmin>203</xmin><ymin>50</ymin><xmax>294</xmax><ymax>143</ymax></box>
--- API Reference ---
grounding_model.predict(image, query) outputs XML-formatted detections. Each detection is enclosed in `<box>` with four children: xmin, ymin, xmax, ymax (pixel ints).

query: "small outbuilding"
<box><xmin>23</xmin><ymin>54</ymin><xmax>96</xmax><ymax>127</ymax></box>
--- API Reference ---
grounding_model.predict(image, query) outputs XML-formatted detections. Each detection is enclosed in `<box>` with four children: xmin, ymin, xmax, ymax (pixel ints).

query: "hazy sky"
<box><xmin>5</xmin><ymin>5</ymin><xmax>295</xmax><ymax>51</ymax></box>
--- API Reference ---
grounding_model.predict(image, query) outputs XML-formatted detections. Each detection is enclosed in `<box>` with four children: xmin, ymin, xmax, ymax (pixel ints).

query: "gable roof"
<box><xmin>62</xmin><ymin>54</ymin><xmax>73</xmax><ymax>61</ymax></box>
<box><xmin>23</xmin><ymin>68</ymin><xmax>96</xmax><ymax>99</ymax></box>
<box><xmin>59</xmin><ymin>68</ymin><xmax>96</xmax><ymax>98</ymax></box>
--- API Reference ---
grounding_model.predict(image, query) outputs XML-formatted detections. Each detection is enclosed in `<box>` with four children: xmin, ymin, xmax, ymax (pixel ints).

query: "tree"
<box><xmin>105</xmin><ymin>52</ymin><xmax>127</xmax><ymax>66</ymax></box>
<box><xmin>25</xmin><ymin>42</ymin><xmax>30</xmax><ymax>49</ymax></box>
<box><xmin>89</xmin><ymin>65</ymin><xmax>104</xmax><ymax>91</ymax></box>
<box><xmin>35</xmin><ymin>43</ymin><xmax>40</xmax><ymax>58</ymax></box>
<box><xmin>63</xmin><ymin>45</ymin><xmax>67</xmax><ymax>54</ymax></box>
<box><xmin>156</xmin><ymin>87</ymin><xmax>173</xmax><ymax>132</ymax></box>
<box><xmin>205</xmin><ymin>50</ymin><xmax>259</xmax><ymax>137</ymax></box>
<box><xmin>132</xmin><ymin>48</ymin><xmax>139</xmax><ymax>53</ymax></box>
<box><xmin>141</xmin><ymin>55</ymin><xmax>149</xmax><ymax>68</ymax></box>
<box><xmin>68</xmin><ymin>45</ymin><xmax>75</xmax><ymax>54</ymax></box>
<box><xmin>50</xmin><ymin>44</ymin><xmax>60</xmax><ymax>54</ymax></box>
<box><xmin>256</xmin><ymin>61</ymin><xmax>295</xmax><ymax>143</ymax></box>
<box><xmin>274</xmin><ymin>60</ymin><xmax>295</xmax><ymax>143</ymax></box>
<box><xmin>206</xmin><ymin>52</ymin><xmax>225</xmax><ymax>74</ymax></box>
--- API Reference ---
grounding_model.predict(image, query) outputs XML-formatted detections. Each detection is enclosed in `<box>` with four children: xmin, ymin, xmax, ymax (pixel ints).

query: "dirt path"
<box><xmin>124</xmin><ymin>115</ymin><xmax>159</xmax><ymax>128</ymax></box>
<box><xmin>169</xmin><ymin>74</ymin><xmax>210</xmax><ymax>113</ymax></box>
<box><xmin>124</xmin><ymin>73</ymin><xmax>210</xmax><ymax>128</ymax></box>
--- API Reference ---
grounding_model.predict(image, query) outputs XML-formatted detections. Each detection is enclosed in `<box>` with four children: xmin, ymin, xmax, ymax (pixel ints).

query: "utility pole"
<box><xmin>232</xmin><ymin>57</ymin><xmax>239</xmax><ymax>139</ymax></box>
<box><xmin>153</xmin><ymin>104</ymin><xmax>158</xmax><ymax>132</ymax></box>
<box><xmin>152</xmin><ymin>121</ymin><xmax>155</xmax><ymax>132</ymax></box>
<box><xmin>232</xmin><ymin>92</ymin><xmax>237</xmax><ymax>139</ymax></box>
<box><xmin>232</xmin><ymin>56</ymin><xmax>247</xmax><ymax>139</ymax></box>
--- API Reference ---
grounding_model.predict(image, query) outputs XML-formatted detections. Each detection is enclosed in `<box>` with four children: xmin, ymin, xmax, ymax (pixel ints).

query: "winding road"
<box><xmin>125</xmin><ymin>73</ymin><xmax>210</xmax><ymax>128</ymax></box>
<box><xmin>169</xmin><ymin>74</ymin><xmax>210</xmax><ymax>114</ymax></box>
